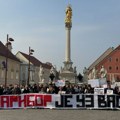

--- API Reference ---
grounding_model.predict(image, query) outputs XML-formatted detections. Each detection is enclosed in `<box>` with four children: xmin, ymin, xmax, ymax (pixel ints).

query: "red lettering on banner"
<box><xmin>9</xmin><ymin>95</ymin><xmax>18</xmax><ymax>107</ymax></box>
<box><xmin>27</xmin><ymin>95</ymin><xmax>35</xmax><ymax>106</ymax></box>
<box><xmin>18</xmin><ymin>95</ymin><xmax>27</xmax><ymax>107</ymax></box>
<box><xmin>35</xmin><ymin>95</ymin><xmax>43</xmax><ymax>106</ymax></box>
<box><xmin>1</xmin><ymin>96</ymin><xmax>9</xmax><ymax>107</ymax></box>
<box><xmin>43</xmin><ymin>95</ymin><xmax>52</xmax><ymax>107</ymax></box>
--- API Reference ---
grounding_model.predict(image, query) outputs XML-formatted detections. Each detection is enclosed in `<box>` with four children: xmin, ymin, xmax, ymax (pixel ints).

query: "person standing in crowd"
<box><xmin>114</xmin><ymin>85</ymin><xmax>120</xmax><ymax>95</ymax></box>
<box><xmin>32</xmin><ymin>84</ymin><xmax>39</xmax><ymax>93</ymax></box>
<box><xmin>47</xmin><ymin>85</ymin><xmax>55</xmax><ymax>94</ymax></box>
<box><xmin>0</xmin><ymin>85</ymin><xmax>4</xmax><ymax>95</ymax></box>
<box><xmin>104</xmin><ymin>83</ymin><xmax>114</xmax><ymax>94</ymax></box>
<box><xmin>12</xmin><ymin>84</ymin><xmax>21</xmax><ymax>94</ymax></box>
<box><xmin>22</xmin><ymin>85</ymin><xmax>30</xmax><ymax>93</ymax></box>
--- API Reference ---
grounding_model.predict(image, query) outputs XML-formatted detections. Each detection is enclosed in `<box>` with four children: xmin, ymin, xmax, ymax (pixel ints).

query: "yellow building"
<box><xmin>0</xmin><ymin>41</ymin><xmax>20</xmax><ymax>86</ymax></box>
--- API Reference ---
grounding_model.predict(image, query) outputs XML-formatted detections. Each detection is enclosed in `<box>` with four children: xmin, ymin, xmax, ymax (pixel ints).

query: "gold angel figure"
<box><xmin>65</xmin><ymin>5</ymin><xmax>72</xmax><ymax>23</ymax></box>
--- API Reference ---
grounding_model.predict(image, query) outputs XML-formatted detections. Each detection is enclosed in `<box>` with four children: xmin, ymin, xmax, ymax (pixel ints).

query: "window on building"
<box><xmin>108</xmin><ymin>57</ymin><xmax>112</xmax><ymax>62</ymax></box>
<box><xmin>109</xmin><ymin>66</ymin><xmax>112</xmax><ymax>70</ymax></box>
<box><xmin>116</xmin><ymin>58</ymin><xmax>119</xmax><ymax>62</ymax></box>
<box><xmin>16</xmin><ymin>64</ymin><xmax>19</xmax><ymax>70</ymax></box>
<box><xmin>116</xmin><ymin>66</ymin><xmax>119</xmax><ymax>70</ymax></box>
<box><xmin>16</xmin><ymin>71</ymin><xmax>19</xmax><ymax>79</ymax></box>
<box><xmin>22</xmin><ymin>73</ymin><xmax>25</xmax><ymax>80</ymax></box>
<box><xmin>116</xmin><ymin>76</ymin><xmax>120</xmax><ymax>82</ymax></box>
<box><xmin>11</xmin><ymin>69</ymin><xmax>14</xmax><ymax>79</ymax></box>
<box><xmin>11</xmin><ymin>71</ymin><xmax>14</xmax><ymax>79</ymax></box>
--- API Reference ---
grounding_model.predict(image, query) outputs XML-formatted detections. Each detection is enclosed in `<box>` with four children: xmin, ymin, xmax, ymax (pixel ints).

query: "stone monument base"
<box><xmin>60</xmin><ymin>61</ymin><xmax>77</xmax><ymax>83</ymax></box>
<box><xmin>30</xmin><ymin>81</ymin><xmax>35</xmax><ymax>85</ymax></box>
<box><xmin>60</xmin><ymin>71</ymin><xmax>77</xmax><ymax>83</ymax></box>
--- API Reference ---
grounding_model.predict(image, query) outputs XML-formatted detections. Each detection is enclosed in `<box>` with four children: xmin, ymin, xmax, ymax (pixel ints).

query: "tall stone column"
<box><xmin>64</xmin><ymin>5</ymin><xmax>72</xmax><ymax>70</ymax></box>
<box><xmin>65</xmin><ymin>27</ymin><xmax>71</xmax><ymax>62</ymax></box>
<box><xmin>60</xmin><ymin>4</ymin><xmax>77</xmax><ymax>83</ymax></box>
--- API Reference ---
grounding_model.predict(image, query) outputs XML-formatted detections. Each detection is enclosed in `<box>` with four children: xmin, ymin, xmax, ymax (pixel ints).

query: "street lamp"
<box><xmin>49</xmin><ymin>73</ymin><xmax>55</xmax><ymax>83</ymax></box>
<box><xmin>27</xmin><ymin>47</ymin><xmax>34</xmax><ymax>86</ymax></box>
<box><xmin>5</xmin><ymin>34</ymin><xmax>14</xmax><ymax>89</ymax></box>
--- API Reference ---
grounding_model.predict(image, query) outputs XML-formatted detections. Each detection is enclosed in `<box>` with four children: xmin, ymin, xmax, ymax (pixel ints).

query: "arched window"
<box><xmin>116</xmin><ymin>66</ymin><xmax>119</xmax><ymax>70</ymax></box>
<box><xmin>109</xmin><ymin>66</ymin><xmax>112</xmax><ymax>70</ymax></box>
<box><xmin>116</xmin><ymin>58</ymin><xmax>119</xmax><ymax>62</ymax></box>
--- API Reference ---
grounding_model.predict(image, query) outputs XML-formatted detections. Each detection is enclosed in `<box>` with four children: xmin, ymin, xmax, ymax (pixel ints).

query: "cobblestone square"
<box><xmin>0</xmin><ymin>109</ymin><xmax>119</xmax><ymax>120</ymax></box>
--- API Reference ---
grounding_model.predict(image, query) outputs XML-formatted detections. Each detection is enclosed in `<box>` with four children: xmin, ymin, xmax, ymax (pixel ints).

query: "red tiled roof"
<box><xmin>96</xmin><ymin>45</ymin><xmax>120</xmax><ymax>67</ymax></box>
<box><xmin>0</xmin><ymin>41</ymin><xmax>20</xmax><ymax>62</ymax></box>
<box><xmin>88</xmin><ymin>47</ymin><xmax>114</xmax><ymax>71</ymax></box>
<box><xmin>88</xmin><ymin>45</ymin><xmax>120</xmax><ymax>71</ymax></box>
<box><xmin>20</xmin><ymin>51</ymin><xmax>52</xmax><ymax>69</ymax></box>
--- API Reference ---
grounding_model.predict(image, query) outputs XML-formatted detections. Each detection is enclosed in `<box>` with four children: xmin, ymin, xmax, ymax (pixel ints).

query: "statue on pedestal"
<box><xmin>65</xmin><ymin>5</ymin><xmax>72</xmax><ymax>24</ymax></box>
<box><xmin>100</xmin><ymin>66</ymin><xmax>107</xmax><ymax>78</ymax></box>
<box><xmin>39</xmin><ymin>65</ymin><xmax>44</xmax><ymax>82</ymax></box>
<box><xmin>50</xmin><ymin>67</ymin><xmax>56</xmax><ymax>75</ymax></box>
<box><xmin>91</xmin><ymin>67</ymin><xmax>97</xmax><ymax>79</ymax></box>
<box><xmin>83</xmin><ymin>67</ymin><xmax>89</xmax><ymax>82</ymax></box>
<box><xmin>49</xmin><ymin>66</ymin><xmax>56</xmax><ymax>82</ymax></box>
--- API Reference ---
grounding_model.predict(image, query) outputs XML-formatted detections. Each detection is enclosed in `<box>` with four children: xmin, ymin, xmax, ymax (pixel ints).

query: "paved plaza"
<box><xmin>0</xmin><ymin>109</ymin><xmax>119</xmax><ymax>120</ymax></box>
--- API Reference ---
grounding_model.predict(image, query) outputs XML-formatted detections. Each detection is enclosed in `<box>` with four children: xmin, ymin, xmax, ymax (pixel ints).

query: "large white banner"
<box><xmin>0</xmin><ymin>94</ymin><xmax>120</xmax><ymax>109</ymax></box>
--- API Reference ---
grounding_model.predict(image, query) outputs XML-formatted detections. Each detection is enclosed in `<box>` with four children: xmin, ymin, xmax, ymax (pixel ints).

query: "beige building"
<box><xmin>0</xmin><ymin>41</ymin><xmax>20</xmax><ymax>86</ymax></box>
<box><xmin>16</xmin><ymin>51</ymin><xmax>52</xmax><ymax>85</ymax></box>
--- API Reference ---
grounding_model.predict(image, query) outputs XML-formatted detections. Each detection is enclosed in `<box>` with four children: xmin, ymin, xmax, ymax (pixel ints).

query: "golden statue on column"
<box><xmin>65</xmin><ymin>5</ymin><xmax>72</xmax><ymax>24</ymax></box>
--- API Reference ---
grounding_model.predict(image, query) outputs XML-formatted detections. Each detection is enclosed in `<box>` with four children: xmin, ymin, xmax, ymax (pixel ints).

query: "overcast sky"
<box><xmin>0</xmin><ymin>0</ymin><xmax>120</xmax><ymax>74</ymax></box>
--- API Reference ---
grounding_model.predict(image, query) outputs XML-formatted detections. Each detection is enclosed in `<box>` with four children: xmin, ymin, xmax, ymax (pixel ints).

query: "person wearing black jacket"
<box><xmin>0</xmin><ymin>85</ymin><xmax>4</xmax><ymax>95</ymax></box>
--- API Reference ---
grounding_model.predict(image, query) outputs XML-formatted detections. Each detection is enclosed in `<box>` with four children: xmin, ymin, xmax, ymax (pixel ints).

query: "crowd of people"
<box><xmin>0</xmin><ymin>83</ymin><xmax>120</xmax><ymax>95</ymax></box>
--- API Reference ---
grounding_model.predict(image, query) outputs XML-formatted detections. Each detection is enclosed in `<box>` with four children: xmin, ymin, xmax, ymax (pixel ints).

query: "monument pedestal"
<box><xmin>60</xmin><ymin>61</ymin><xmax>77</xmax><ymax>83</ymax></box>
<box><xmin>30</xmin><ymin>81</ymin><xmax>35</xmax><ymax>85</ymax></box>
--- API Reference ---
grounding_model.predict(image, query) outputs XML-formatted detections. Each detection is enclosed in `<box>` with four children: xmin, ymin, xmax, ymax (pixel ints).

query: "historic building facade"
<box><xmin>16</xmin><ymin>51</ymin><xmax>53</xmax><ymax>85</ymax></box>
<box><xmin>87</xmin><ymin>45</ymin><xmax>120</xmax><ymax>83</ymax></box>
<box><xmin>0</xmin><ymin>41</ymin><xmax>20</xmax><ymax>85</ymax></box>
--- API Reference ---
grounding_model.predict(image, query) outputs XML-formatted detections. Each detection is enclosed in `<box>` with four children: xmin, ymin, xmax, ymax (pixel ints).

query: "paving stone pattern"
<box><xmin>0</xmin><ymin>109</ymin><xmax>119</xmax><ymax>120</ymax></box>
